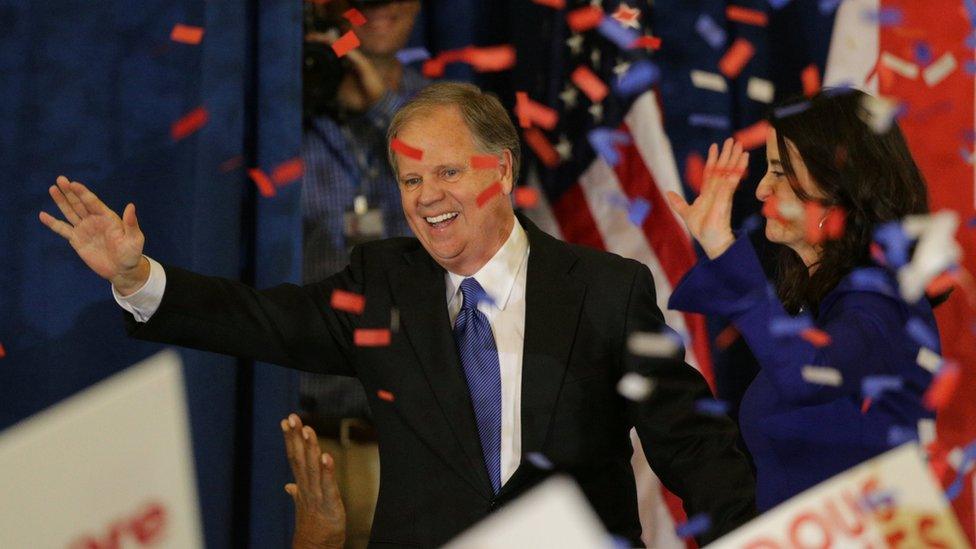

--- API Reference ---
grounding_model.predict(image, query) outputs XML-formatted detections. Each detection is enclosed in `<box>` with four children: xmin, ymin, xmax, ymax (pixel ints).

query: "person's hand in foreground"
<box><xmin>38</xmin><ymin>176</ymin><xmax>149</xmax><ymax>295</ymax></box>
<box><xmin>282</xmin><ymin>413</ymin><xmax>347</xmax><ymax>549</ymax></box>
<box><xmin>666</xmin><ymin>138</ymin><xmax>749</xmax><ymax>259</ymax></box>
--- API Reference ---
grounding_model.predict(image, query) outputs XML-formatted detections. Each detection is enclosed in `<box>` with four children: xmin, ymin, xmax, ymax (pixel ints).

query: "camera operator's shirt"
<box><xmin>300</xmin><ymin>65</ymin><xmax>428</xmax><ymax>420</ymax></box>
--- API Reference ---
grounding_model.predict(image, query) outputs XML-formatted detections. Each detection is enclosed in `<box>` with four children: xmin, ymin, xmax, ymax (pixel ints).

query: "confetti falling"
<box><xmin>630</xmin><ymin>35</ymin><xmax>661</xmax><ymax>50</ymax></box>
<box><xmin>801</xmin><ymin>63</ymin><xmax>821</xmax><ymax>97</ymax></box>
<box><xmin>390</xmin><ymin>137</ymin><xmax>424</xmax><ymax>161</ymax></box>
<box><xmin>523</xmin><ymin>128</ymin><xmax>560</xmax><ymax>168</ymax></box>
<box><xmin>694</xmin><ymin>398</ymin><xmax>730</xmax><ymax>416</ymax></box>
<box><xmin>801</xmin><ymin>365</ymin><xmax>843</xmax><ymax>386</ymax></box>
<box><xmin>571</xmin><ymin>65</ymin><xmax>609</xmax><ymax>102</ymax></box>
<box><xmin>515</xmin><ymin>91</ymin><xmax>559</xmax><ymax>130</ymax></box>
<box><xmin>684</xmin><ymin>152</ymin><xmax>705</xmax><ymax>194</ymax></box>
<box><xmin>531</xmin><ymin>0</ymin><xmax>566</xmax><ymax>8</ymax></box>
<box><xmin>248</xmin><ymin>168</ymin><xmax>275</xmax><ymax>197</ymax></box>
<box><xmin>726</xmin><ymin>6</ymin><xmax>768</xmax><ymax>27</ymax></box>
<box><xmin>343</xmin><ymin>8</ymin><xmax>367</xmax><ymax>27</ymax></box>
<box><xmin>861</xmin><ymin>375</ymin><xmax>904</xmax><ymax>400</ymax></box>
<box><xmin>331</xmin><ymin>31</ymin><xmax>361</xmax><ymax>58</ymax></box>
<box><xmin>377</xmin><ymin>389</ymin><xmax>395</xmax><ymax>402</ymax></box>
<box><xmin>746</xmin><ymin>77</ymin><xmax>774</xmax><ymax>103</ymax></box>
<box><xmin>0</xmin><ymin>342</ymin><xmax>5</xmax><ymax>359</ymax></box>
<box><xmin>616</xmin><ymin>372</ymin><xmax>655</xmax><ymax>401</ymax></box>
<box><xmin>170</xmin><ymin>24</ymin><xmax>204</xmax><ymax>45</ymax></box>
<box><xmin>171</xmin><ymin>106</ymin><xmax>209</xmax><ymax>141</ymax></box>
<box><xmin>675</xmin><ymin>513</ymin><xmax>711</xmax><ymax>539</ymax></box>
<box><xmin>526</xmin><ymin>452</ymin><xmax>554</xmax><ymax>469</ymax></box>
<box><xmin>916</xmin><ymin>347</ymin><xmax>943</xmax><ymax>373</ymax></box>
<box><xmin>514</xmin><ymin>187</ymin><xmax>540</xmax><ymax>209</ymax></box>
<box><xmin>718</xmin><ymin>38</ymin><xmax>755</xmax><ymax>79</ymax></box>
<box><xmin>587</xmin><ymin>128</ymin><xmax>631</xmax><ymax>167</ymax></box>
<box><xmin>714</xmin><ymin>325</ymin><xmax>740</xmax><ymax>349</ymax></box>
<box><xmin>690</xmin><ymin>70</ymin><xmax>728</xmax><ymax>93</ymax></box>
<box><xmin>354</xmin><ymin>329</ymin><xmax>392</xmax><ymax>347</ymax></box>
<box><xmin>923</xmin><ymin>361</ymin><xmax>960</xmax><ymax>410</ymax></box>
<box><xmin>627</xmin><ymin>330</ymin><xmax>681</xmax><ymax>357</ymax></box>
<box><xmin>733</xmin><ymin>120</ymin><xmax>771</xmax><ymax>150</ymax></box>
<box><xmin>566</xmin><ymin>5</ymin><xmax>604</xmax><ymax>32</ymax></box>
<box><xmin>476</xmin><ymin>181</ymin><xmax>504</xmax><ymax>207</ymax></box>
<box><xmin>330</xmin><ymin>289</ymin><xmax>366</xmax><ymax>315</ymax></box>
<box><xmin>395</xmin><ymin>47</ymin><xmax>431</xmax><ymax>65</ymax></box>
<box><xmin>800</xmin><ymin>328</ymin><xmax>832</xmax><ymax>347</ymax></box>
<box><xmin>470</xmin><ymin>154</ymin><xmax>500</xmax><ymax>169</ymax></box>
<box><xmin>613</xmin><ymin>60</ymin><xmax>660</xmax><ymax>97</ymax></box>
<box><xmin>627</xmin><ymin>197</ymin><xmax>652</xmax><ymax>226</ymax></box>
<box><xmin>695</xmin><ymin>14</ymin><xmax>726</xmax><ymax>50</ymax></box>
<box><xmin>270</xmin><ymin>158</ymin><xmax>304</xmax><ymax>186</ymax></box>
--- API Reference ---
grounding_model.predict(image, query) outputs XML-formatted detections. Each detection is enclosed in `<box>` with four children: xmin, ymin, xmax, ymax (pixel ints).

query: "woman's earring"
<box><xmin>818</xmin><ymin>207</ymin><xmax>832</xmax><ymax>230</ymax></box>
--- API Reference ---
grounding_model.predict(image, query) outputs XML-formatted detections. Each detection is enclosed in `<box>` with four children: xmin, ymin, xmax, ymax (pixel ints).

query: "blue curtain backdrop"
<box><xmin>0</xmin><ymin>0</ymin><xmax>836</xmax><ymax>546</ymax></box>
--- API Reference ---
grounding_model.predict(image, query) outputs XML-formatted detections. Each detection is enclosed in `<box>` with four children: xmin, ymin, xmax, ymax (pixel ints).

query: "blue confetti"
<box><xmin>588</xmin><ymin>128</ymin><xmax>632</xmax><ymax>167</ymax></box>
<box><xmin>596</xmin><ymin>16</ymin><xmax>640</xmax><ymax>50</ymax></box>
<box><xmin>606</xmin><ymin>535</ymin><xmax>632</xmax><ymax>549</ymax></box>
<box><xmin>818</xmin><ymin>0</ymin><xmax>842</xmax><ymax>14</ymax></box>
<box><xmin>605</xmin><ymin>191</ymin><xmax>630</xmax><ymax>210</ymax></box>
<box><xmin>526</xmin><ymin>452</ymin><xmax>553</xmax><ymax>470</ymax></box>
<box><xmin>913</xmin><ymin>42</ymin><xmax>933</xmax><ymax>66</ymax></box>
<box><xmin>695</xmin><ymin>14</ymin><xmax>726</xmax><ymax>50</ymax></box>
<box><xmin>628</xmin><ymin>197</ymin><xmax>652</xmax><ymax>226</ymax></box>
<box><xmin>862</xmin><ymin>376</ymin><xmax>904</xmax><ymax>400</ymax></box>
<box><xmin>887</xmin><ymin>425</ymin><xmax>918</xmax><ymax>447</ymax></box>
<box><xmin>774</xmin><ymin>101</ymin><xmax>811</xmax><ymax>119</ymax></box>
<box><xmin>740</xmin><ymin>214</ymin><xmax>762</xmax><ymax>233</ymax></box>
<box><xmin>966</xmin><ymin>60</ymin><xmax>976</xmax><ymax>75</ymax></box>
<box><xmin>675</xmin><ymin>513</ymin><xmax>711</xmax><ymax>539</ymax></box>
<box><xmin>769</xmin><ymin>315</ymin><xmax>813</xmax><ymax>337</ymax></box>
<box><xmin>945</xmin><ymin>441</ymin><xmax>976</xmax><ymax>500</ymax></box>
<box><xmin>395</xmin><ymin>47</ymin><xmax>431</xmax><ymax>65</ymax></box>
<box><xmin>849</xmin><ymin>270</ymin><xmax>896</xmax><ymax>296</ymax></box>
<box><xmin>695</xmin><ymin>398</ymin><xmax>730</xmax><ymax>416</ymax></box>
<box><xmin>863</xmin><ymin>7</ymin><xmax>903</xmax><ymax>27</ymax></box>
<box><xmin>873</xmin><ymin>222</ymin><xmax>911</xmax><ymax>269</ymax></box>
<box><xmin>688</xmin><ymin>113</ymin><xmax>731</xmax><ymax>130</ymax></box>
<box><xmin>906</xmin><ymin>317</ymin><xmax>939</xmax><ymax>350</ymax></box>
<box><xmin>614</xmin><ymin>60</ymin><xmax>661</xmax><ymax>98</ymax></box>
<box><xmin>768</xmin><ymin>0</ymin><xmax>793</xmax><ymax>9</ymax></box>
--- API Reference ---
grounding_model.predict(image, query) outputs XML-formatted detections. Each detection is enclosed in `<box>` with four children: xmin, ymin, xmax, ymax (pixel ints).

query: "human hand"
<box><xmin>666</xmin><ymin>138</ymin><xmax>749</xmax><ymax>259</ymax></box>
<box><xmin>38</xmin><ymin>176</ymin><xmax>149</xmax><ymax>295</ymax></box>
<box><xmin>336</xmin><ymin>48</ymin><xmax>388</xmax><ymax>112</ymax></box>
<box><xmin>282</xmin><ymin>413</ymin><xmax>346</xmax><ymax>549</ymax></box>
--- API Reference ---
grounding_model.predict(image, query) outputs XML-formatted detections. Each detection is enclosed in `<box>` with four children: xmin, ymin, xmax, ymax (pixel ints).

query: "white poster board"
<box><xmin>0</xmin><ymin>350</ymin><xmax>203</xmax><ymax>548</ymax></box>
<box><xmin>707</xmin><ymin>444</ymin><xmax>969</xmax><ymax>548</ymax></box>
<box><xmin>444</xmin><ymin>475</ymin><xmax>611</xmax><ymax>548</ymax></box>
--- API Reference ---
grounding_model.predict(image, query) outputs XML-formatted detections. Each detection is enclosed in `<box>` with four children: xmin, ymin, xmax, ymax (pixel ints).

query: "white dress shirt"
<box><xmin>115</xmin><ymin>217</ymin><xmax>530</xmax><ymax>486</ymax></box>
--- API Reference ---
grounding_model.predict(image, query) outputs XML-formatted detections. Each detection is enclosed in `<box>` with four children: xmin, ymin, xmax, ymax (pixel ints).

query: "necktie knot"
<box><xmin>459</xmin><ymin>278</ymin><xmax>488</xmax><ymax>311</ymax></box>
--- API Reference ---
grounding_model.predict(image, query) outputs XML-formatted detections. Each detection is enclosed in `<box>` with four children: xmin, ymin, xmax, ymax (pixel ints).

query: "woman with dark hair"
<box><xmin>666</xmin><ymin>88</ymin><xmax>941</xmax><ymax>510</ymax></box>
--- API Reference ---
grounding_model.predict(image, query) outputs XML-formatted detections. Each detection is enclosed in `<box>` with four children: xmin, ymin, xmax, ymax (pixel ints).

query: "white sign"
<box><xmin>707</xmin><ymin>444</ymin><xmax>969</xmax><ymax>548</ymax></box>
<box><xmin>444</xmin><ymin>476</ymin><xmax>611</xmax><ymax>548</ymax></box>
<box><xmin>0</xmin><ymin>350</ymin><xmax>203</xmax><ymax>548</ymax></box>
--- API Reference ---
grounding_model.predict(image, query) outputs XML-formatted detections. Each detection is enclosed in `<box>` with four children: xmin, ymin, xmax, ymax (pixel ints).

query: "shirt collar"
<box><xmin>446</xmin><ymin>217</ymin><xmax>529</xmax><ymax>311</ymax></box>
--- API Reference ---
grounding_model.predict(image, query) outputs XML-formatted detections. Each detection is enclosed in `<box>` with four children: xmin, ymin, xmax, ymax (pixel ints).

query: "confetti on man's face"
<box><xmin>395</xmin><ymin>105</ymin><xmax>513</xmax><ymax>274</ymax></box>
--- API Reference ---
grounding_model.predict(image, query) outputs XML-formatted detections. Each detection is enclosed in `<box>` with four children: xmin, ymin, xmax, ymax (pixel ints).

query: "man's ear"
<box><xmin>499</xmin><ymin>149</ymin><xmax>515</xmax><ymax>195</ymax></box>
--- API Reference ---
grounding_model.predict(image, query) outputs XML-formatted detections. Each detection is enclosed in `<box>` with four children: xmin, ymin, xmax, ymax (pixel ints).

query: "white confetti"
<box><xmin>916</xmin><ymin>347</ymin><xmax>943</xmax><ymax>374</ymax></box>
<box><xmin>690</xmin><ymin>70</ymin><xmax>728</xmax><ymax>93</ymax></box>
<box><xmin>880</xmin><ymin>52</ymin><xmax>919</xmax><ymax>79</ymax></box>
<box><xmin>801</xmin><ymin>365</ymin><xmax>843</xmax><ymax>386</ymax></box>
<box><xmin>858</xmin><ymin>94</ymin><xmax>900</xmax><ymax>134</ymax></box>
<box><xmin>897</xmin><ymin>211</ymin><xmax>962</xmax><ymax>303</ymax></box>
<box><xmin>746</xmin><ymin>77</ymin><xmax>775</xmax><ymax>104</ymax></box>
<box><xmin>923</xmin><ymin>52</ymin><xmax>957</xmax><ymax>87</ymax></box>
<box><xmin>616</xmin><ymin>373</ymin><xmax>655</xmax><ymax>401</ymax></box>
<box><xmin>627</xmin><ymin>331</ymin><xmax>681</xmax><ymax>358</ymax></box>
<box><xmin>948</xmin><ymin>447</ymin><xmax>975</xmax><ymax>473</ymax></box>
<box><xmin>918</xmin><ymin>418</ymin><xmax>936</xmax><ymax>448</ymax></box>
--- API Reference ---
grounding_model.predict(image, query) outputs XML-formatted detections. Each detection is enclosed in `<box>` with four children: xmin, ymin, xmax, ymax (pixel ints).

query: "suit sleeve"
<box><xmin>123</xmin><ymin>246</ymin><xmax>367</xmax><ymax>376</ymax></box>
<box><xmin>624</xmin><ymin>262</ymin><xmax>757</xmax><ymax>544</ymax></box>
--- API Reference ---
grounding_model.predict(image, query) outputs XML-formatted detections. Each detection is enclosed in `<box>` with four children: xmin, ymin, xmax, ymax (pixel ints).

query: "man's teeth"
<box><xmin>425</xmin><ymin>212</ymin><xmax>458</xmax><ymax>224</ymax></box>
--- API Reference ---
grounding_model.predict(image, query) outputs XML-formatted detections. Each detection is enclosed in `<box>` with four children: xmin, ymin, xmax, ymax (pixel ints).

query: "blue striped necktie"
<box><xmin>453</xmin><ymin>277</ymin><xmax>502</xmax><ymax>494</ymax></box>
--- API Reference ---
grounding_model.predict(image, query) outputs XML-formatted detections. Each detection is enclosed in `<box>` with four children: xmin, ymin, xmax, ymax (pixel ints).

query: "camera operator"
<box><xmin>300</xmin><ymin>1</ymin><xmax>425</xmax><ymax>547</ymax></box>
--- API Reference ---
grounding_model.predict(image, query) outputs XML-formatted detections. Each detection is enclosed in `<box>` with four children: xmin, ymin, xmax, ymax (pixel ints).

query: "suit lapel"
<box><xmin>518</xmin><ymin>216</ymin><xmax>586</xmax><ymax>456</ymax></box>
<box><xmin>389</xmin><ymin>248</ymin><xmax>494</xmax><ymax>498</ymax></box>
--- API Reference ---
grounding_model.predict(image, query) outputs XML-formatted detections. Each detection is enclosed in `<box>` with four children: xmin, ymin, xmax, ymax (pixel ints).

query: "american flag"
<box><xmin>512</xmin><ymin>1</ymin><xmax>714</xmax><ymax>547</ymax></box>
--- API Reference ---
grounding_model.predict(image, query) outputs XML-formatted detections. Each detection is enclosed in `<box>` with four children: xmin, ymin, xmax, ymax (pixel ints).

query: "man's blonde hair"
<box><xmin>386</xmin><ymin>82</ymin><xmax>521</xmax><ymax>184</ymax></box>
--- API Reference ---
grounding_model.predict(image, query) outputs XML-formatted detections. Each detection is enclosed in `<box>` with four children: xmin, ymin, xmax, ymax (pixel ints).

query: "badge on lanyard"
<box><xmin>343</xmin><ymin>195</ymin><xmax>386</xmax><ymax>247</ymax></box>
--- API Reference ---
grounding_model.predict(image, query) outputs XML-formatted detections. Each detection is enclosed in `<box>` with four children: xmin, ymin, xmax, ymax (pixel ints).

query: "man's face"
<box><xmin>394</xmin><ymin>105</ymin><xmax>515</xmax><ymax>275</ymax></box>
<box><xmin>356</xmin><ymin>1</ymin><xmax>421</xmax><ymax>57</ymax></box>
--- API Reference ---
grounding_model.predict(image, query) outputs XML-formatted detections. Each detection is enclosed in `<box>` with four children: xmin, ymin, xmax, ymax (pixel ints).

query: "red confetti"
<box><xmin>570</xmin><ymin>66</ymin><xmax>609</xmax><ymax>103</ymax></box>
<box><xmin>523</xmin><ymin>128</ymin><xmax>560</xmax><ymax>168</ymax></box>
<box><xmin>514</xmin><ymin>187</ymin><xmax>539</xmax><ymax>208</ymax></box>
<box><xmin>566</xmin><ymin>5</ymin><xmax>604</xmax><ymax>32</ymax></box>
<box><xmin>354</xmin><ymin>328</ymin><xmax>392</xmax><ymax>347</ymax></box>
<box><xmin>869</xmin><ymin>242</ymin><xmax>887</xmax><ymax>265</ymax></box>
<box><xmin>422</xmin><ymin>57</ymin><xmax>446</xmax><ymax>78</ymax></box>
<box><xmin>330</xmin><ymin>289</ymin><xmax>366</xmax><ymax>315</ymax></box>
<box><xmin>248</xmin><ymin>168</ymin><xmax>276</xmax><ymax>197</ymax></box>
<box><xmin>861</xmin><ymin>397</ymin><xmax>872</xmax><ymax>414</ymax></box>
<box><xmin>476</xmin><ymin>181</ymin><xmax>504</xmax><ymax>207</ymax></box>
<box><xmin>0</xmin><ymin>342</ymin><xmax>5</xmax><ymax>359</ymax></box>
<box><xmin>801</xmin><ymin>63</ymin><xmax>821</xmax><ymax>97</ymax></box>
<box><xmin>170</xmin><ymin>23</ymin><xmax>204</xmax><ymax>45</ymax></box>
<box><xmin>718</xmin><ymin>38</ymin><xmax>756</xmax><ymax>79</ymax></box>
<box><xmin>331</xmin><ymin>31</ymin><xmax>360</xmax><ymax>58</ymax></box>
<box><xmin>377</xmin><ymin>389</ymin><xmax>395</xmax><ymax>402</ymax></box>
<box><xmin>761</xmin><ymin>196</ymin><xmax>786</xmax><ymax>224</ymax></box>
<box><xmin>714</xmin><ymin>325</ymin><xmax>740</xmax><ymax>350</ymax></box>
<box><xmin>925</xmin><ymin>272</ymin><xmax>957</xmax><ymax>297</ymax></box>
<box><xmin>464</xmin><ymin>45</ymin><xmax>517</xmax><ymax>72</ymax></box>
<box><xmin>800</xmin><ymin>328</ymin><xmax>832</xmax><ymax>347</ymax></box>
<box><xmin>725</xmin><ymin>6</ymin><xmax>768</xmax><ymax>27</ymax></box>
<box><xmin>733</xmin><ymin>120</ymin><xmax>771</xmax><ymax>150</ymax></box>
<box><xmin>343</xmin><ymin>8</ymin><xmax>367</xmax><ymax>27</ymax></box>
<box><xmin>390</xmin><ymin>137</ymin><xmax>424</xmax><ymax>160</ymax></box>
<box><xmin>924</xmin><ymin>362</ymin><xmax>960</xmax><ymax>410</ymax></box>
<box><xmin>531</xmin><ymin>0</ymin><xmax>565</xmax><ymax>8</ymax></box>
<box><xmin>471</xmin><ymin>155</ymin><xmax>500</xmax><ymax>169</ymax></box>
<box><xmin>171</xmin><ymin>107</ymin><xmax>209</xmax><ymax>141</ymax></box>
<box><xmin>630</xmin><ymin>35</ymin><xmax>662</xmax><ymax>50</ymax></box>
<box><xmin>515</xmin><ymin>91</ymin><xmax>559</xmax><ymax>130</ymax></box>
<box><xmin>685</xmin><ymin>152</ymin><xmax>705</xmax><ymax>194</ymax></box>
<box><xmin>271</xmin><ymin>158</ymin><xmax>304</xmax><ymax>186</ymax></box>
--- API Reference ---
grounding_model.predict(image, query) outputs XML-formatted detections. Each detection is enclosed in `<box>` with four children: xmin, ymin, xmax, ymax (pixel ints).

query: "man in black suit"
<box><xmin>39</xmin><ymin>82</ymin><xmax>756</xmax><ymax>547</ymax></box>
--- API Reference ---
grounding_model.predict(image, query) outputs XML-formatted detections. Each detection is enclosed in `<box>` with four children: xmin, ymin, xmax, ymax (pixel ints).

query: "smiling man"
<box><xmin>39</xmin><ymin>82</ymin><xmax>756</xmax><ymax>547</ymax></box>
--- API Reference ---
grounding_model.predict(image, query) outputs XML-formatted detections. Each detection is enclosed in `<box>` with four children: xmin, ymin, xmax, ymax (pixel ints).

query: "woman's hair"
<box><xmin>768</xmin><ymin>88</ymin><xmax>930</xmax><ymax>313</ymax></box>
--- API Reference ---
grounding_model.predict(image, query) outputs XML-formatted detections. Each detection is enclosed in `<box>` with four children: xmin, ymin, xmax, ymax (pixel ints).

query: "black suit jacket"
<box><xmin>126</xmin><ymin>215</ymin><xmax>756</xmax><ymax>547</ymax></box>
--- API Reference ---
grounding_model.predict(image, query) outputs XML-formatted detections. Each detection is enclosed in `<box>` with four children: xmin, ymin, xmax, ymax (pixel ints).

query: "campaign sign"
<box><xmin>0</xmin><ymin>350</ymin><xmax>203</xmax><ymax>548</ymax></box>
<box><xmin>707</xmin><ymin>444</ymin><xmax>969</xmax><ymax>548</ymax></box>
